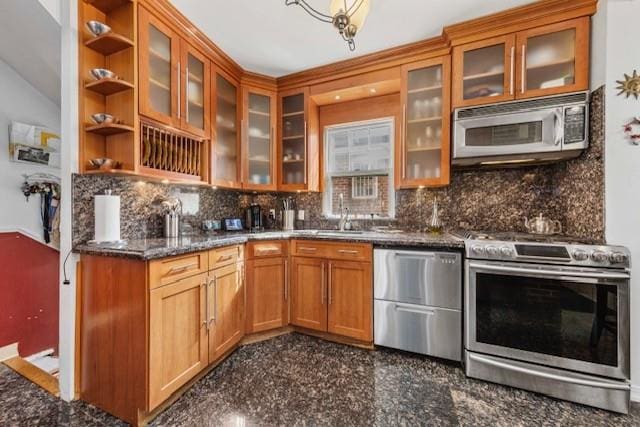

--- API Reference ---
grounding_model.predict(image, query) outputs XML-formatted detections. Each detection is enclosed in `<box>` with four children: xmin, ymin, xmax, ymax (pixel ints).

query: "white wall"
<box><xmin>591</xmin><ymin>0</ymin><xmax>640</xmax><ymax>402</ymax></box>
<box><xmin>58</xmin><ymin>0</ymin><xmax>79</xmax><ymax>402</ymax></box>
<box><xmin>0</xmin><ymin>58</ymin><xmax>61</xmax><ymax>243</ymax></box>
<box><xmin>38</xmin><ymin>0</ymin><xmax>61</xmax><ymax>24</ymax></box>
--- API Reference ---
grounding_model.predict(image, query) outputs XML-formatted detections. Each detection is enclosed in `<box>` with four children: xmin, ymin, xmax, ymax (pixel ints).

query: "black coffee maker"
<box><xmin>245</xmin><ymin>203</ymin><xmax>263</xmax><ymax>232</ymax></box>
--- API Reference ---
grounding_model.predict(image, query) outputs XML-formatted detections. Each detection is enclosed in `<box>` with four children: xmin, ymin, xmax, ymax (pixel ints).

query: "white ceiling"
<box><xmin>169</xmin><ymin>0</ymin><xmax>533</xmax><ymax>77</ymax></box>
<box><xmin>0</xmin><ymin>0</ymin><xmax>61</xmax><ymax>104</ymax></box>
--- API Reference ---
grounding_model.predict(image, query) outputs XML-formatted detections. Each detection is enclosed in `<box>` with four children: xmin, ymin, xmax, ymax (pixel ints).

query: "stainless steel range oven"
<box><xmin>462</xmin><ymin>232</ymin><xmax>631</xmax><ymax>413</ymax></box>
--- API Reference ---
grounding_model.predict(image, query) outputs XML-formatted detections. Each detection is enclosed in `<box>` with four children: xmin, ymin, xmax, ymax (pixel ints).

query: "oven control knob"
<box><xmin>500</xmin><ymin>246</ymin><xmax>513</xmax><ymax>257</ymax></box>
<box><xmin>591</xmin><ymin>250</ymin><xmax>609</xmax><ymax>263</ymax></box>
<box><xmin>471</xmin><ymin>245</ymin><xmax>486</xmax><ymax>256</ymax></box>
<box><xmin>572</xmin><ymin>249</ymin><xmax>589</xmax><ymax>261</ymax></box>
<box><xmin>486</xmin><ymin>246</ymin><xmax>499</xmax><ymax>257</ymax></box>
<box><xmin>609</xmin><ymin>252</ymin><xmax>629</xmax><ymax>265</ymax></box>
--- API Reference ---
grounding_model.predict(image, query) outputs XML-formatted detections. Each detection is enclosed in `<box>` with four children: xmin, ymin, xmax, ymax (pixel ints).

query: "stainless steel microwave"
<box><xmin>453</xmin><ymin>92</ymin><xmax>589</xmax><ymax>167</ymax></box>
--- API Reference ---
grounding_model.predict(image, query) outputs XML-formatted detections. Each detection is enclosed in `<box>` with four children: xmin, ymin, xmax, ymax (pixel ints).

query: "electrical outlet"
<box><xmin>298</xmin><ymin>210</ymin><xmax>305</xmax><ymax>220</ymax></box>
<box><xmin>269</xmin><ymin>209</ymin><xmax>276</xmax><ymax>218</ymax></box>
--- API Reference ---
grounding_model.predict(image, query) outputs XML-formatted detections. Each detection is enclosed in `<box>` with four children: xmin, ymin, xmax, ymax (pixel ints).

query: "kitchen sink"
<box><xmin>316</xmin><ymin>230</ymin><xmax>365</xmax><ymax>236</ymax></box>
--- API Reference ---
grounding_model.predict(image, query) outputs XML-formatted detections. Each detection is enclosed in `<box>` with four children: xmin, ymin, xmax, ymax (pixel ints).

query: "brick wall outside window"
<box><xmin>330</xmin><ymin>176</ymin><xmax>389</xmax><ymax>217</ymax></box>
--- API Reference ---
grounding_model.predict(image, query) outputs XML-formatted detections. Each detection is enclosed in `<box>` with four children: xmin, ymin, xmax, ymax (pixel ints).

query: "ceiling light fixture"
<box><xmin>285</xmin><ymin>0</ymin><xmax>370</xmax><ymax>51</ymax></box>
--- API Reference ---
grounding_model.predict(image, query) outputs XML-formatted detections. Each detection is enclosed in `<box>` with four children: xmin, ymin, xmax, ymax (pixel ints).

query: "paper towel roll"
<box><xmin>94</xmin><ymin>194</ymin><xmax>121</xmax><ymax>242</ymax></box>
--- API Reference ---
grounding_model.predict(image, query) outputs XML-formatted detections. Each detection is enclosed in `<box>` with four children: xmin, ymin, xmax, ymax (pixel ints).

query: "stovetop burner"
<box><xmin>457</xmin><ymin>230</ymin><xmax>629</xmax><ymax>268</ymax></box>
<box><xmin>461</xmin><ymin>231</ymin><xmax>599</xmax><ymax>245</ymax></box>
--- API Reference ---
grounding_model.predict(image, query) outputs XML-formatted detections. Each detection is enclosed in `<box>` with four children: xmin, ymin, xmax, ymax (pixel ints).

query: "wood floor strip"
<box><xmin>4</xmin><ymin>357</ymin><xmax>60</xmax><ymax>397</ymax></box>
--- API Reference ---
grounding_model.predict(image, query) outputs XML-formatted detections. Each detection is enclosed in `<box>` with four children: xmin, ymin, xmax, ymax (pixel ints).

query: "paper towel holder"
<box><xmin>88</xmin><ymin>189</ymin><xmax>126</xmax><ymax>245</ymax></box>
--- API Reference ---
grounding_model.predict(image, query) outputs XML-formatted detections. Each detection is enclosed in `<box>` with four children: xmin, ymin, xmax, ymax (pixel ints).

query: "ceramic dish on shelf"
<box><xmin>89</xmin><ymin>158</ymin><xmax>122</xmax><ymax>170</ymax></box>
<box><xmin>90</xmin><ymin>113</ymin><xmax>114</xmax><ymax>125</ymax></box>
<box><xmin>90</xmin><ymin>68</ymin><xmax>116</xmax><ymax>80</ymax></box>
<box><xmin>86</xmin><ymin>20</ymin><xmax>111</xmax><ymax>37</ymax></box>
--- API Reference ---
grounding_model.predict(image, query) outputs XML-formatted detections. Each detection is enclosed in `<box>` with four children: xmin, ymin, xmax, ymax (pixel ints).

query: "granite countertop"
<box><xmin>74</xmin><ymin>230</ymin><xmax>465</xmax><ymax>260</ymax></box>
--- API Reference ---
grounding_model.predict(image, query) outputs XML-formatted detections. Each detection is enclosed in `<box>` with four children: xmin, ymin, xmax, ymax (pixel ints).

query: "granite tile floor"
<box><xmin>2</xmin><ymin>333</ymin><xmax>639</xmax><ymax>426</ymax></box>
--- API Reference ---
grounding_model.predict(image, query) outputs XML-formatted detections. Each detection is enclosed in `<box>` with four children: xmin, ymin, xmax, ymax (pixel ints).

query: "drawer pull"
<box><xmin>338</xmin><ymin>249</ymin><xmax>359</xmax><ymax>255</ymax></box>
<box><xmin>217</xmin><ymin>254</ymin><xmax>234</xmax><ymax>262</ymax></box>
<box><xmin>167</xmin><ymin>262</ymin><xmax>198</xmax><ymax>275</ymax></box>
<box><xmin>255</xmin><ymin>248</ymin><xmax>280</xmax><ymax>255</ymax></box>
<box><xmin>299</xmin><ymin>247</ymin><xmax>317</xmax><ymax>252</ymax></box>
<box><xmin>394</xmin><ymin>303</ymin><xmax>435</xmax><ymax>315</ymax></box>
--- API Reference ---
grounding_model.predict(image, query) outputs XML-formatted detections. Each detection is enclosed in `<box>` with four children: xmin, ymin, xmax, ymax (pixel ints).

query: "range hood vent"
<box><xmin>456</xmin><ymin>92</ymin><xmax>588</xmax><ymax>120</ymax></box>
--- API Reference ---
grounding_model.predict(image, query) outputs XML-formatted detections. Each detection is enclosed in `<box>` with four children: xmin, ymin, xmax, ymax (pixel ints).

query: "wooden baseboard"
<box><xmin>3</xmin><ymin>357</ymin><xmax>59</xmax><ymax>397</ymax></box>
<box><xmin>291</xmin><ymin>326</ymin><xmax>375</xmax><ymax>350</ymax></box>
<box><xmin>241</xmin><ymin>326</ymin><xmax>294</xmax><ymax>346</ymax></box>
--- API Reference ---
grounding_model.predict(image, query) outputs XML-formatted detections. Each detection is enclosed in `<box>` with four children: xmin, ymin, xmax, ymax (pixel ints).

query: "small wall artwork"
<box><xmin>616</xmin><ymin>70</ymin><xmax>640</xmax><ymax>99</ymax></box>
<box><xmin>623</xmin><ymin>117</ymin><xmax>640</xmax><ymax>145</ymax></box>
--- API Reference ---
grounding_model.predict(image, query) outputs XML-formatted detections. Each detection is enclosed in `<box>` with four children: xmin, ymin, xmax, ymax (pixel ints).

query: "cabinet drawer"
<box><xmin>291</xmin><ymin>240</ymin><xmax>372</xmax><ymax>261</ymax></box>
<box><xmin>373</xmin><ymin>250</ymin><xmax>461</xmax><ymax>310</ymax></box>
<box><xmin>209</xmin><ymin>245</ymin><xmax>243</xmax><ymax>269</ymax></box>
<box><xmin>374</xmin><ymin>300</ymin><xmax>461</xmax><ymax>361</ymax></box>
<box><xmin>149</xmin><ymin>252</ymin><xmax>208</xmax><ymax>289</ymax></box>
<box><xmin>247</xmin><ymin>240</ymin><xmax>288</xmax><ymax>259</ymax></box>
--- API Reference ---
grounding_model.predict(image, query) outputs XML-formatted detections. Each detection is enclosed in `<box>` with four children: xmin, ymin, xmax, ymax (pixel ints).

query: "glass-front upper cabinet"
<box><xmin>139</xmin><ymin>7</ymin><xmax>210</xmax><ymax>137</ymax></box>
<box><xmin>242</xmin><ymin>86</ymin><xmax>277</xmax><ymax>191</ymax></box>
<box><xmin>516</xmin><ymin>17</ymin><xmax>589</xmax><ymax>99</ymax></box>
<box><xmin>180</xmin><ymin>41</ymin><xmax>210</xmax><ymax>138</ymax></box>
<box><xmin>139</xmin><ymin>6</ymin><xmax>179</xmax><ymax>127</ymax></box>
<box><xmin>452</xmin><ymin>35</ymin><xmax>515</xmax><ymax>108</ymax></box>
<box><xmin>278</xmin><ymin>89</ymin><xmax>309</xmax><ymax>191</ymax></box>
<box><xmin>399</xmin><ymin>57</ymin><xmax>451</xmax><ymax>189</ymax></box>
<box><xmin>453</xmin><ymin>18</ymin><xmax>590</xmax><ymax>107</ymax></box>
<box><xmin>211</xmin><ymin>70</ymin><xmax>241</xmax><ymax>188</ymax></box>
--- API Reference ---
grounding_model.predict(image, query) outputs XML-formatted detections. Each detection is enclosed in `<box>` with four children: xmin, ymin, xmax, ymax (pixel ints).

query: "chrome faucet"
<box><xmin>338</xmin><ymin>193</ymin><xmax>348</xmax><ymax>231</ymax></box>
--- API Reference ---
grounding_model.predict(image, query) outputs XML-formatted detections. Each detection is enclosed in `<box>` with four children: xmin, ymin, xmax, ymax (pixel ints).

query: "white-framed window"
<box><xmin>351</xmin><ymin>176</ymin><xmax>378</xmax><ymax>199</ymax></box>
<box><xmin>322</xmin><ymin>118</ymin><xmax>395</xmax><ymax>219</ymax></box>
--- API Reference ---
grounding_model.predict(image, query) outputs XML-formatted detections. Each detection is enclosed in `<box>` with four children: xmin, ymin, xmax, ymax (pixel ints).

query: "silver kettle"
<box><xmin>524</xmin><ymin>213</ymin><xmax>562</xmax><ymax>235</ymax></box>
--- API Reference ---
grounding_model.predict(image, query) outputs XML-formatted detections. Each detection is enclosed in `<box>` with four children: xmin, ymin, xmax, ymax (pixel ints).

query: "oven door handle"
<box><xmin>468</xmin><ymin>353</ymin><xmax>630</xmax><ymax>391</ymax></box>
<box><xmin>468</xmin><ymin>262</ymin><xmax>630</xmax><ymax>280</ymax></box>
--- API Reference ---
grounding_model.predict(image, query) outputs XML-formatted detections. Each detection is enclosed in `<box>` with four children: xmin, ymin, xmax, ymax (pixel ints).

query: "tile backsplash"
<box><xmin>73</xmin><ymin>87</ymin><xmax>605</xmax><ymax>246</ymax></box>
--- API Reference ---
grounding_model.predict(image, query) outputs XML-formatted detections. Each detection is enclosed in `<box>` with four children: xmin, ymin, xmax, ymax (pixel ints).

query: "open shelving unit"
<box><xmin>79</xmin><ymin>0</ymin><xmax>138</xmax><ymax>174</ymax></box>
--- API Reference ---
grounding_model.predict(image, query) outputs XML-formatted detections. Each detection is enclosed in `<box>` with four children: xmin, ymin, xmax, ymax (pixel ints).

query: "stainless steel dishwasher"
<box><xmin>374</xmin><ymin>249</ymin><xmax>462</xmax><ymax>361</ymax></box>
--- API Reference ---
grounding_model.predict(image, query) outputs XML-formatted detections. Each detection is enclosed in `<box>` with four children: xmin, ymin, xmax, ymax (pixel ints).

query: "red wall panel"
<box><xmin>0</xmin><ymin>232</ymin><xmax>59</xmax><ymax>357</ymax></box>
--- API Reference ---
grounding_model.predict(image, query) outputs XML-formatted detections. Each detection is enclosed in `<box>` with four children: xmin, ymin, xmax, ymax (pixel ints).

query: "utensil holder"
<box><xmin>164</xmin><ymin>213</ymin><xmax>180</xmax><ymax>238</ymax></box>
<box><xmin>283</xmin><ymin>210</ymin><xmax>295</xmax><ymax>231</ymax></box>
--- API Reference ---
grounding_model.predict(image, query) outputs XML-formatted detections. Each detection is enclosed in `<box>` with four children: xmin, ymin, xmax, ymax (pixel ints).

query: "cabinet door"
<box><xmin>452</xmin><ymin>35</ymin><xmax>516</xmax><ymax>108</ymax></box>
<box><xmin>327</xmin><ymin>261</ymin><xmax>372</xmax><ymax>342</ymax></box>
<box><xmin>211</xmin><ymin>69</ymin><xmax>242</xmax><ymax>189</ymax></box>
<box><xmin>278</xmin><ymin>88</ymin><xmax>313</xmax><ymax>192</ymax></box>
<box><xmin>139</xmin><ymin>7</ymin><xmax>180</xmax><ymax>127</ymax></box>
<box><xmin>290</xmin><ymin>257</ymin><xmax>327</xmax><ymax>332</ymax></box>
<box><xmin>399</xmin><ymin>57</ymin><xmax>451</xmax><ymax>189</ymax></box>
<box><xmin>180</xmin><ymin>41</ymin><xmax>210</xmax><ymax>138</ymax></box>
<box><xmin>149</xmin><ymin>273</ymin><xmax>208</xmax><ymax>410</ymax></box>
<box><xmin>245</xmin><ymin>257</ymin><xmax>288</xmax><ymax>333</ymax></box>
<box><xmin>242</xmin><ymin>86</ymin><xmax>277</xmax><ymax>191</ymax></box>
<box><xmin>208</xmin><ymin>263</ymin><xmax>244</xmax><ymax>362</ymax></box>
<box><xmin>515</xmin><ymin>18</ymin><xmax>589</xmax><ymax>99</ymax></box>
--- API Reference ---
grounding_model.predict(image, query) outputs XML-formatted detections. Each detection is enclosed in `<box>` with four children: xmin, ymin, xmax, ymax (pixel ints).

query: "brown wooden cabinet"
<box><xmin>398</xmin><ymin>56</ymin><xmax>451</xmax><ymax>188</ymax></box>
<box><xmin>290</xmin><ymin>256</ymin><xmax>327</xmax><ymax>332</ymax></box>
<box><xmin>211</xmin><ymin>68</ymin><xmax>242</xmax><ymax>189</ymax></box>
<box><xmin>245</xmin><ymin>241</ymin><xmax>289</xmax><ymax>333</ymax></box>
<box><xmin>453</xmin><ymin>18</ymin><xmax>589</xmax><ymax>108</ymax></box>
<box><xmin>208</xmin><ymin>262</ymin><xmax>244</xmax><ymax>362</ymax></box>
<box><xmin>242</xmin><ymin>85</ymin><xmax>277</xmax><ymax>191</ymax></box>
<box><xmin>290</xmin><ymin>240</ymin><xmax>372</xmax><ymax>341</ymax></box>
<box><xmin>139</xmin><ymin>5</ymin><xmax>210</xmax><ymax>137</ymax></box>
<box><xmin>149</xmin><ymin>272</ymin><xmax>208</xmax><ymax>410</ymax></box>
<box><xmin>515</xmin><ymin>17</ymin><xmax>589</xmax><ymax>100</ymax></box>
<box><xmin>327</xmin><ymin>260</ymin><xmax>372</xmax><ymax>342</ymax></box>
<box><xmin>277</xmin><ymin>87</ymin><xmax>320</xmax><ymax>192</ymax></box>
